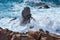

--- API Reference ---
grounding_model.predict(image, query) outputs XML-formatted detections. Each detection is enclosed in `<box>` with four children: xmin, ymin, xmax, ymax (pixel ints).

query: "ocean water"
<box><xmin>0</xmin><ymin>0</ymin><xmax>60</xmax><ymax>35</ymax></box>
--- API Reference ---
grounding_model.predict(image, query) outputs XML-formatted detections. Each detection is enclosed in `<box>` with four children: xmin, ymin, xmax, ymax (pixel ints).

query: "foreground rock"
<box><xmin>0</xmin><ymin>27</ymin><xmax>60</xmax><ymax>40</ymax></box>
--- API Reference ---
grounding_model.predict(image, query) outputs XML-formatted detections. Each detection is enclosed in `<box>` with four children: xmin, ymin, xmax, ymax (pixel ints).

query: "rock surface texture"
<box><xmin>0</xmin><ymin>27</ymin><xmax>60</xmax><ymax>40</ymax></box>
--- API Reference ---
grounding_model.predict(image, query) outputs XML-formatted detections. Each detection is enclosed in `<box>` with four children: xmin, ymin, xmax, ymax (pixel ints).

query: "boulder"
<box><xmin>44</xmin><ymin>5</ymin><xmax>50</xmax><ymax>8</ymax></box>
<box><xmin>0</xmin><ymin>31</ymin><xmax>12</xmax><ymax>40</ymax></box>
<box><xmin>21</xmin><ymin>7</ymin><xmax>31</xmax><ymax>25</ymax></box>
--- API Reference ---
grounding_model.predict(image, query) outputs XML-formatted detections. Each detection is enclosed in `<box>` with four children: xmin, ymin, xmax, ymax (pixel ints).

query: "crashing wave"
<box><xmin>0</xmin><ymin>0</ymin><xmax>60</xmax><ymax>35</ymax></box>
<box><xmin>24</xmin><ymin>0</ymin><xmax>60</xmax><ymax>7</ymax></box>
<box><xmin>0</xmin><ymin>0</ymin><xmax>23</xmax><ymax>3</ymax></box>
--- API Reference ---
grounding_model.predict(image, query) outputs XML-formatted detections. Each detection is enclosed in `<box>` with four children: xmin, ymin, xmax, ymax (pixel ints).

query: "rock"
<box><xmin>0</xmin><ymin>27</ymin><xmax>60</xmax><ymax>40</ymax></box>
<box><xmin>39</xmin><ymin>7</ymin><xmax>42</xmax><ymax>9</ymax></box>
<box><xmin>21</xmin><ymin>7</ymin><xmax>31</xmax><ymax>25</ymax></box>
<box><xmin>20</xmin><ymin>35</ymin><xmax>35</xmax><ymax>40</ymax></box>
<box><xmin>10</xmin><ymin>18</ymin><xmax>17</xmax><ymax>21</ymax></box>
<box><xmin>38</xmin><ymin>5</ymin><xmax>50</xmax><ymax>9</ymax></box>
<box><xmin>11</xmin><ymin>33</ymin><xmax>35</xmax><ymax>40</ymax></box>
<box><xmin>30</xmin><ymin>26</ymin><xmax>34</xmax><ymax>29</ymax></box>
<box><xmin>27</xmin><ymin>31</ymin><xmax>40</xmax><ymax>40</ymax></box>
<box><xmin>44</xmin><ymin>5</ymin><xmax>50</xmax><ymax>8</ymax></box>
<box><xmin>0</xmin><ymin>31</ymin><xmax>12</xmax><ymax>40</ymax></box>
<box><xmin>11</xmin><ymin>35</ymin><xmax>20</xmax><ymax>40</ymax></box>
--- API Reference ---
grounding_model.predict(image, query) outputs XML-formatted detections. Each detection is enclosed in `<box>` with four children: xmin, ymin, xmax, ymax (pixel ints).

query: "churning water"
<box><xmin>0</xmin><ymin>0</ymin><xmax>60</xmax><ymax>35</ymax></box>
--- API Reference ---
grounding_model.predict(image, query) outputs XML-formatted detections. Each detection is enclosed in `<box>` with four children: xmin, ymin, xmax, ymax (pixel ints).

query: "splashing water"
<box><xmin>0</xmin><ymin>0</ymin><xmax>60</xmax><ymax>35</ymax></box>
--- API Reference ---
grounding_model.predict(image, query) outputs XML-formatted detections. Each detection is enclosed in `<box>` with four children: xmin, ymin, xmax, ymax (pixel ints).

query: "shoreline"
<box><xmin>0</xmin><ymin>27</ymin><xmax>60</xmax><ymax>40</ymax></box>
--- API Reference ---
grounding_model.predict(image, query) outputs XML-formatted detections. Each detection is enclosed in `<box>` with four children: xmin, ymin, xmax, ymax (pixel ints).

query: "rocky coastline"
<box><xmin>0</xmin><ymin>27</ymin><xmax>60</xmax><ymax>40</ymax></box>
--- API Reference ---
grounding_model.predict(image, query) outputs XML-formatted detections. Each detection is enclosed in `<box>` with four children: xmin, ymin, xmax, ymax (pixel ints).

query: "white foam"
<box><xmin>0</xmin><ymin>2</ymin><xmax>60</xmax><ymax>35</ymax></box>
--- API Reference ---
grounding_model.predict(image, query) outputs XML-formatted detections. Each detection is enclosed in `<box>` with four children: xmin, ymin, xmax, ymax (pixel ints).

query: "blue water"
<box><xmin>0</xmin><ymin>0</ymin><xmax>23</xmax><ymax>3</ymax></box>
<box><xmin>0</xmin><ymin>0</ymin><xmax>60</xmax><ymax>35</ymax></box>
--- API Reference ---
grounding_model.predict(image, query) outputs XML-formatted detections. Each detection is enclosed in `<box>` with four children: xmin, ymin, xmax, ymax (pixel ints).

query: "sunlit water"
<box><xmin>0</xmin><ymin>0</ymin><xmax>60</xmax><ymax>35</ymax></box>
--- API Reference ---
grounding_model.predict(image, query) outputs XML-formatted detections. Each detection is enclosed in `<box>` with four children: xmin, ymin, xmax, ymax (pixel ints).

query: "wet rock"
<box><xmin>39</xmin><ymin>29</ymin><xmax>44</xmax><ymax>32</ymax></box>
<box><xmin>0</xmin><ymin>27</ymin><xmax>60</xmax><ymax>40</ymax></box>
<box><xmin>39</xmin><ymin>7</ymin><xmax>42</xmax><ymax>9</ymax></box>
<box><xmin>27</xmin><ymin>31</ymin><xmax>40</xmax><ymax>40</ymax></box>
<box><xmin>0</xmin><ymin>27</ymin><xmax>2</xmax><ymax>31</ymax></box>
<box><xmin>10</xmin><ymin>17</ymin><xmax>17</xmax><ymax>21</ymax></box>
<box><xmin>0</xmin><ymin>31</ymin><xmax>12</xmax><ymax>40</ymax></box>
<box><xmin>1</xmin><ymin>28</ymin><xmax>12</xmax><ymax>34</ymax></box>
<box><xmin>21</xmin><ymin>7</ymin><xmax>31</xmax><ymax>25</ymax></box>
<box><xmin>11</xmin><ymin>35</ymin><xmax>20</xmax><ymax>40</ymax></box>
<box><xmin>30</xmin><ymin>26</ymin><xmax>34</xmax><ymax>29</ymax></box>
<box><xmin>55</xmin><ymin>38</ymin><xmax>60</xmax><ymax>40</ymax></box>
<box><xmin>38</xmin><ymin>5</ymin><xmax>50</xmax><ymax>9</ymax></box>
<box><xmin>44</xmin><ymin>5</ymin><xmax>50</xmax><ymax>8</ymax></box>
<box><xmin>20</xmin><ymin>35</ymin><xmax>35</xmax><ymax>40</ymax></box>
<box><xmin>46</xmin><ymin>32</ymin><xmax>54</xmax><ymax>40</ymax></box>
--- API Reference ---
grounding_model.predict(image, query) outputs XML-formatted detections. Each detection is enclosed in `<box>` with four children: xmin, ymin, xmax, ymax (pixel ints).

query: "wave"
<box><xmin>24</xmin><ymin>0</ymin><xmax>60</xmax><ymax>4</ymax></box>
<box><xmin>24</xmin><ymin>0</ymin><xmax>60</xmax><ymax>7</ymax></box>
<box><xmin>0</xmin><ymin>0</ymin><xmax>60</xmax><ymax>4</ymax></box>
<box><xmin>0</xmin><ymin>0</ymin><xmax>23</xmax><ymax>3</ymax></box>
<box><xmin>0</xmin><ymin>0</ymin><xmax>60</xmax><ymax>9</ymax></box>
<box><xmin>0</xmin><ymin>0</ymin><xmax>60</xmax><ymax>35</ymax></box>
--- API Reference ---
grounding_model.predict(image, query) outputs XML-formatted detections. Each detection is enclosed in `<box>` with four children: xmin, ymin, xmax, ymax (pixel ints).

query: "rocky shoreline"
<box><xmin>0</xmin><ymin>27</ymin><xmax>60</xmax><ymax>40</ymax></box>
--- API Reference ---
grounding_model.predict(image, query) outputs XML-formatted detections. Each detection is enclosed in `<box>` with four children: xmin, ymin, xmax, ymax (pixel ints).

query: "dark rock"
<box><xmin>46</xmin><ymin>31</ymin><xmax>49</xmax><ymax>34</ymax></box>
<box><xmin>30</xmin><ymin>26</ymin><xmax>34</xmax><ymax>29</ymax></box>
<box><xmin>39</xmin><ymin>7</ymin><xmax>42</xmax><ymax>9</ymax></box>
<box><xmin>39</xmin><ymin>29</ymin><xmax>44</xmax><ymax>32</ymax></box>
<box><xmin>10</xmin><ymin>17</ymin><xmax>17</xmax><ymax>21</ymax></box>
<box><xmin>21</xmin><ymin>7</ymin><xmax>31</xmax><ymax>25</ymax></box>
<box><xmin>44</xmin><ymin>5</ymin><xmax>50</xmax><ymax>8</ymax></box>
<box><xmin>27</xmin><ymin>31</ymin><xmax>40</xmax><ymax>40</ymax></box>
<box><xmin>0</xmin><ymin>31</ymin><xmax>12</xmax><ymax>40</ymax></box>
<box><xmin>38</xmin><ymin>5</ymin><xmax>50</xmax><ymax>9</ymax></box>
